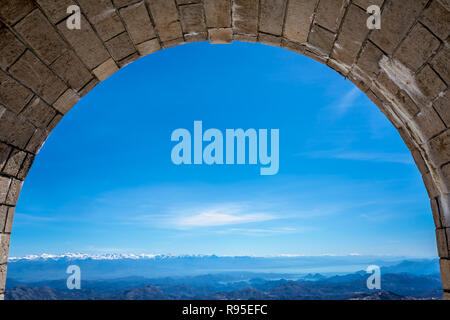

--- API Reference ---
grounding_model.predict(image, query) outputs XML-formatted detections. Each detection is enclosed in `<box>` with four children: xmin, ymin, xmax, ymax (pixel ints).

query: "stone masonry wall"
<box><xmin>0</xmin><ymin>0</ymin><xmax>449</xmax><ymax>299</ymax></box>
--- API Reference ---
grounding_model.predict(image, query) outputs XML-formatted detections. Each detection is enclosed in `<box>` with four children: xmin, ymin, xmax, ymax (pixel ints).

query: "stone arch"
<box><xmin>0</xmin><ymin>0</ymin><xmax>449</xmax><ymax>299</ymax></box>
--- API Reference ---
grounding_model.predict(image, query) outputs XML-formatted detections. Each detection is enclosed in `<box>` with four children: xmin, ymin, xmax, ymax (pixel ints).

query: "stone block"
<box><xmin>92</xmin><ymin>58</ymin><xmax>119</xmax><ymax>81</ymax></box>
<box><xmin>429</xmin><ymin>129</ymin><xmax>450</xmax><ymax>167</ymax></box>
<box><xmin>440</xmin><ymin>258</ymin><xmax>450</xmax><ymax>290</ymax></box>
<box><xmin>17</xmin><ymin>153</ymin><xmax>34</xmax><ymax>180</ymax></box>
<box><xmin>0</xmin><ymin>176</ymin><xmax>9</xmax><ymax>204</ymax></box>
<box><xmin>14</xmin><ymin>9</ymin><xmax>67</xmax><ymax>64</ymax></box>
<box><xmin>431</xmin><ymin>45</ymin><xmax>450</xmax><ymax>86</ymax></box>
<box><xmin>332</xmin><ymin>4</ymin><xmax>370</xmax><ymax>66</ymax></box>
<box><xmin>416</xmin><ymin>65</ymin><xmax>447</xmax><ymax>101</ymax></box>
<box><xmin>282</xmin><ymin>39</ymin><xmax>306</xmax><ymax>55</ymax></box>
<box><xmin>113</xmin><ymin>0</ymin><xmax>140</xmax><ymax>8</ymax></box>
<box><xmin>51</xmin><ymin>51</ymin><xmax>93</xmax><ymax>92</ymax></box>
<box><xmin>258</xmin><ymin>33</ymin><xmax>281</xmax><ymax>47</ymax></box>
<box><xmin>414</xmin><ymin>107</ymin><xmax>446</xmax><ymax>142</ymax></box>
<box><xmin>0</xmin><ymin>264</ymin><xmax>6</xmax><ymax>295</ymax></box>
<box><xmin>420</xmin><ymin>0</ymin><xmax>450</xmax><ymax>40</ymax></box>
<box><xmin>370</xmin><ymin>0</ymin><xmax>427</xmax><ymax>55</ymax></box>
<box><xmin>179</xmin><ymin>4</ymin><xmax>206</xmax><ymax>34</ymax></box>
<box><xmin>203</xmin><ymin>0</ymin><xmax>231</xmax><ymax>28</ymax></box>
<box><xmin>136</xmin><ymin>38</ymin><xmax>161</xmax><ymax>56</ymax></box>
<box><xmin>395</xmin><ymin>90</ymin><xmax>420</xmax><ymax>119</ymax></box>
<box><xmin>119</xmin><ymin>1</ymin><xmax>156</xmax><ymax>44</ymax></box>
<box><xmin>0</xmin><ymin>27</ymin><xmax>25</xmax><ymax>70</ymax></box>
<box><xmin>208</xmin><ymin>28</ymin><xmax>232</xmax><ymax>44</ymax></box>
<box><xmin>185</xmin><ymin>32</ymin><xmax>208</xmax><ymax>42</ymax></box>
<box><xmin>2</xmin><ymin>149</ymin><xmax>26</xmax><ymax>177</ymax></box>
<box><xmin>9</xmin><ymin>51</ymin><xmax>67</xmax><ymax>105</ymax></box>
<box><xmin>118</xmin><ymin>52</ymin><xmax>139</xmax><ymax>68</ymax></box>
<box><xmin>0</xmin><ymin>69</ymin><xmax>33</xmax><ymax>114</ymax></box>
<box><xmin>4</xmin><ymin>206</ymin><xmax>13</xmax><ymax>233</ymax></box>
<box><xmin>315</xmin><ymin>0</ymin><xmax>347</xmax><ymax>33</ymax></box>
<box><xmin>20</xmin><ymin>97</ymin><xmax>56</xmax><ymax>128</ymax></box>
<box><xmin>0</xmin><ymin>0</ymin><xmax>35</xmax><ymax>25</ymax></box>
<box><xmin>78</xmin><ymin>0</ymin><xmax>125</xmax><ymax>41</ymax></box>
<box><xmin>105</xmin><ymin>32</ymin><xmax>136</xmax><ymax>61</ymax></box>
<box><xmin>308</xmin><ymin>24</ymin><xmax>335</xmax><ymax>57</ymax></box>
<box><xmin>147</xmin><ymin>0</ymin><xmax>183</xmax><ymax>41</ymax></box>
<box><xmin>0</xmin><ymin>143</ymin><xmax>11</xmax><ymax>170</ymax></box>
<box><xmin>53</xmin><ymin>89</ymin><xmax>80</xmax><ymax>114</ymax></box>
<box><xmin>395</xmin><ymin>24</ymin><xmax>440</xmax><ymax>72</ymax></box>
<box><xmin>57</xmin><ymin>15</ymin><xmax>110</xmax><ymax>69</ymax></box>
<box><xmin>0</xmin><ymin>206</ymin><xmax>6</xmax><ymax>230</ymax></box>
<box><xmin>79</xmin><ymin>79</ymin><xmax>99</xmax><ymax>97</ymax></box>
<box><xmin>232</xmin><ymin>0</ymin><xmax>259</xmax><ymax>36</ymax></box>
<box><xmin>259</xmin><ymin>0</ymin><xmax>287</xmax><ymax>36</ymax></box>
<box><xmin>355</xmin><ymin>41</ymin><xmax>384</xmax><ymax>80</ymax></box>
<box><xmin>25</xmin><ymin>128</ymin><xmax>48</xmax><ymax>154</ymax></box>
<box><xmin>284</xmin><ymin>0</ymin><xmax>318</xmax><ymax>44</ymax></box>
<box><xmin>0</xmin><ymin>233</ymin><xmax>10</xmax><ymax>264</ymax></box>
<box><xmin>434</xmin><ymin>90</ymin><xmax>450</xmax><ymax>127</ymax></box>
<box><xmin>6</xmin><ymin>178</ymin><xmax>22</xmax><ymax>205</ymax></box>
<box><xmin>36</xmin><ymin>0</ymin><xmax>73</xmax><ymax>23</ymax></box>
<box><xmin>431</xmin><ymin>197</ymin><xmax>442</xmax><ymax>228</ymax></box>
<box><xmin>0</xmin><ymin>107</ymin><xmax>35</xmax><ymax>149</ymax></box>
<box><xmin>233</xmin><ymin>33</ymin><xmax>257</xmax><ymax>43</ymax></box>
<box><xmin>437</xmin><ymin>228</ymin><xmax>450</xmax><ymax>258</ymax></box>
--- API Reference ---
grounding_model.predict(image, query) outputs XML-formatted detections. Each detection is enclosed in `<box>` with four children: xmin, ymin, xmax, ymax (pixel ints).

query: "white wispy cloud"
<box><xmin>333</xmin><ymin>87</ymin><xmax>361</xmax><ymax>115</ymax></box>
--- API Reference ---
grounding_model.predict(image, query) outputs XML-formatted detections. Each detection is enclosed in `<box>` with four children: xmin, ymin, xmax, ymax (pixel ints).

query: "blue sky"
<box><xmin>10</xmin><ymin>42</ymin><xmax>436</xmax><ymax>258</ymax></box>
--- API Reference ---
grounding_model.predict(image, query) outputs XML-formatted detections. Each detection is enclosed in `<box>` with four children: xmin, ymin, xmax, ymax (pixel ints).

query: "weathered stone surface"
<box><xmin>2</xmin><ymin>149</ymin><xmax>26</xmax><ymax>177</ymax></box>
<box><xmin>118</xmin><ymin>52</ymin><xmax>139</xmax><ymax>68</ymax></box>
<box><xmin>355</xmin><ymin>41</ymin><xmax>384</xmax><ymax>79</ymax></box>
<box><xmin>147</xmin><ymin>0</ymin><xmax>182</xmax><ymax>42</ymax></box>
<box><xmin>57</xmin><ymin>15</ymin><xmax>110</xmax><ymax>69</ymax></box>
<box><xmin>0</xmin><ymin>143</ymin><xmax>11</xmax><ymax>170</ymax></box>
<box><xmin>25</xmin><ymin>128</ymin><xmax>48</xmax><ymax>154</ymax></box>
<box><xmin>5</xmin><ymin>178</ymin><xmax>22</xmax><ymax>205</ymax></box>
<box><xmin>17</xmin><ymin>153</ymin><xmax>34</xmax><ymax>180</ymax></box>
<box><xmin>136</xmin><ymin>38</ymin><xmax>161</xmax><ymax>56</ymax></box>
<box><xmin>431</xmin><ymin>45</ymin><xmax>450</xmax><ymax>86</ymax></box>
<box><xmin>20</xmin><ymin>97</ymin><xmax>56</xmax><ymax>128</ymax></box>
<box><xmin>370</xmin><ymin>0</ymin><xmax>427</xmax><ymax>55</ymax></box>
<box><xmin>233</xmin><ymin>33</ymin><xmax>257</xmax><ymax>43</ymax></box>
<box><xmin>179</xmin><ymin>3</ymin><xmax>206</xmax><ymax>34</ymax></box>
<box><xmin>14</xmin><ymin>9</ymin><xmax>67</xmax><ymax>64</ymax></box>
<box><xmin>232</xmin><ymin>0</ymin><xmax>259</xmax><ymax>36</ymax></box>
<box><xmin>434</xmin><ymin>90</ymin><xmax>450</xmax><ymax>127</ymax></box>
<box><xmin>352</xmin><ymin>0</ymin><xmax>384</xmax><ymax>8</ymax></box>
<box><xmin>315</xmin><ymin>0</ymin><xmax>347</xmax><ymax>33</ymax></box>
<box><xmin>0</xmin><ymin>107</ymin><xmax>35</xmax><ymax>149</ymax></box>
<box><xmin>0</xmin><ymin>206</ymin><xmax>6</xmax><ymax>230</ymax></box>
<box><xmin>78</xmin><ymin>0</ymin><xmax>125</xmax><ymax>41</ymax></box>
<box><xmin>0</xmin><ymin>69</ymin><xmax>33</xmax><ymax>114</ymax></box>
<box><xmin>259</xmin><ymin>0</ymin><xmax>287</xmax><ymax>36</ymax></box>
<box><xmin>53</xmin><ymin>89</ymin><xmax>80</xmax><ymax>114</ymax></box>
<box><xmin>431</xmin><ymin>197</ymin><xmax>442</xmax><ymax>228</ymax></box>
<box><xmin>282</xmin><ymin>39</ymin><xmax>306</xmax><ymax>54</ymax></box>
<box><xmin>437</xmin><ymin>228</ymin><xmax>449</xmax><ymax>258</ymax></box>
<box><xmin>0</xmin><ymin>27</ymin><xmax>25</xmax><ymax>70</ymax></box>
<box><xmin>4</xmin><ymin>206</ymin><xmax>13</xmax><ymax>232</ymax></box>
<box><xmin>0</xmin><ymin>233</ymin><xmax>9</xmax><ymax>264</ymax></box>
<box><xmin>284</xmin><ymin>0</ymin><xmax>318</xmax><ymax>44</ymax></box>
<box><xmin>203</xmin><ymin>0</ymin><xmax>231</xmax><ymax>28</ymax></box>
<box><xmin>332</xmin><ymin>4</ymin><xmax>369</xmax><ymax>66</ymax></box>
<box><xmin>395</xmin><ymin>24</ymin><xmax>440</xmax><ymax>72</ymax></box>
<box><xmin>416</xmin><ymin>65</ymin><xmax>447</xmax><ymax>101</ymax></box>
<box><xmin>441</xmin><ymin>259</ymin><xmax>450</xmax><ymax>290</ymax></box>
<box><xmin>0</xmin><ymin>264</ymin><xmax>6</xmax><ymax>294</ymax></box>
<box><xmin>0</xmin><ymin>176</ymin><xmax>9</xmax><ymax>204</ymax></box>
<box><xmin>113</xmin><ymin>0</ymin><xmax>140</xmax><ymax>8</ymax></box>
<box><xmin>209</xmin><ymin>28</ymin><xmax>232</xmax><ymax>44</ymax></box>
<box><xmin>0</xmin><ymin>0</ymin><xmax>34</xmax><ymax>25</ymax></box>
<box><xmin>420</xmin><ymin>0</ymin><xmax>450</xmax><ymax>40</ymax></box>
<box><xmin>429</xmin><ymin>129</ymin><xmax>450</xmax><ymax>167</ymax></box>
<box><xmin>185</xmin><ymin>31</ymin><xmax>207</xmax><ymax>42</ymax></box>
<box><xmin>106</xmin><ymin>32</ymin><xmax>136</xmax><ymax>61</ymax></box>
<box><xmin>51</xmin><ymin>51</ymin><xmax>93</xmax><ymax>92</ymax></box>
<box><xmin>36</xmin><ymin>0</ymin><xmax>73</xmax><ymax>23</ymax></box>
<box><xmin>9</xmin><ymin>51</ymin><xmax>67</xmax><ymax>104</ymax></box>
<box><xmin>162</xmin><ymin>37</ymin><xmax>184</xmax><ymax>49</ymax></box>
<box><xmin>119</xmin><ymin>1</ymin><xmax>155</xmax><ymax>44</ymax></box>
<box><xmin>79</xmin><ymin>79</ymin><xmax>99</xmax><ymax>97</ymax></box>
<box><xmin>395</xmin><ymin>90</ymin><xmax>420</xmax><ymax>119</ymax></box>
<box><xmin>308</xmin><ymin>24</ymin><xmax>335</xmax><ymax>57</ymax></box>
<box><xmin>258</xmin><ymin>33</ymin><xmax>281</xmax><ymax>47</ymax></box>
<box><xmin>92</xmin><ymin>58</ymin><xmax>119</xmax><ymax>81</ymax></box>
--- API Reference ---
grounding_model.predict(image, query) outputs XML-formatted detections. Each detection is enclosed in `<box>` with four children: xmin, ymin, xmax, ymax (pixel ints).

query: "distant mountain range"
<box><xmin>4</xmin><ymin>254</ymin><xmax>443</xmax><ymax>300</ymax></box>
